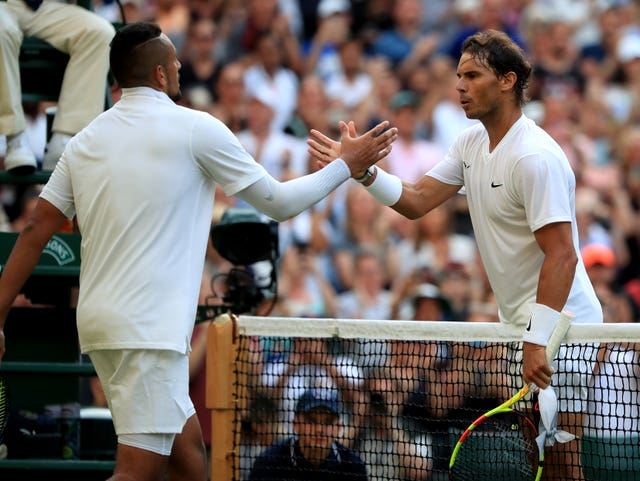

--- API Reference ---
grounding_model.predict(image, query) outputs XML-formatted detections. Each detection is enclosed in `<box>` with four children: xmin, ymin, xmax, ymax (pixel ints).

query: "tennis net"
<box><xmin>215</xmin><ymin>316</ymin><xmax>640</xmax><ymax>481</ymax></box>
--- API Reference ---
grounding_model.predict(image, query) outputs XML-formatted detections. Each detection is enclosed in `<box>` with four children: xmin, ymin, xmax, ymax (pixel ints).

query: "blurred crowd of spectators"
<box><xmin>151</xmin><ymin>0</ymin><xmax>640</xmax><ymax>327</ymax></box>
<box><xmin>2</xmin><ymin>1</ymin><xmax>640</xmax><ymax>478</ymax></box>
<box><xmin>2</xmin><ymin>0</ymin><xmax>639</xmax><ymax>323</ymax></box>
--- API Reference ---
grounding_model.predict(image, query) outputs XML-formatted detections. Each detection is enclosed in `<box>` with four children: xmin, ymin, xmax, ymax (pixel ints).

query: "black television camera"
<box><xmin>196</xmin><ymin>208</ymin><xmax>279</xmax><ymax>322</ymax></box>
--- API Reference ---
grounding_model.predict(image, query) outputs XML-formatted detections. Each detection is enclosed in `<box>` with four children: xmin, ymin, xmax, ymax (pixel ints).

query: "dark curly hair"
<box><xmin>461</xmin><ymin>29</ymin><xmax>532</xmax><ymax>107</ymax></box>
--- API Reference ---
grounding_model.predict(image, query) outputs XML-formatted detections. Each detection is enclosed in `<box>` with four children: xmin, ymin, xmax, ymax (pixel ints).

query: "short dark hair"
<box><xmin>461</xmin><ymin>29</ymin><xmax>532</xmax><ymax>106</ymax></box>
<box><xmin>109</xmin><ymin>22</ymin><xmax>165</xmax><ymax>87</ymax></box>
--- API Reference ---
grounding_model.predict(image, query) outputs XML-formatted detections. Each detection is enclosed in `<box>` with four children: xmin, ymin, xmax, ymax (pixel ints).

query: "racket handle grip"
<box><xmin>545</xmin><ymin>310</ymin><xmax>574</xmax><ymax>365</ymax></box>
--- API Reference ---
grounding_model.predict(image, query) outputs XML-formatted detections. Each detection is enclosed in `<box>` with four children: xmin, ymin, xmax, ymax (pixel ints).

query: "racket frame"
<box><xmin>0</xmin><ymin>374</ymin><xmax>9</xmax><ymax>444</ymax></box>
<box><xmin>449</xmin><ymin>310</ymin><xmax>575</xmax><ymax>481</ymax></box>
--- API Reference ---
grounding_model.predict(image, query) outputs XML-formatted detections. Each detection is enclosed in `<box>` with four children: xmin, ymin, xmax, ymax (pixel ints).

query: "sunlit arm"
<box><xmin>389</xmin><ymin>175</ymin><xmax>461</xmax><ymax>220</ymax></box>
<box><xmin>0</xmin><ymin>199</ymin><xmax>67</xmax><ymax>328</ymax></box>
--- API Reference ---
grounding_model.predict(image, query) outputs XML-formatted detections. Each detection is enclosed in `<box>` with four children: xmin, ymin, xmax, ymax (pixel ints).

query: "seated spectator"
<box><xmin>331</xmin><ymin>185</ymin><xmax>394</xmax><ymax>293</ymax></box>
<box><xmin>243</xmin><ymin>30</ymin><xmax>299</xmax><ymax>133</ymax></box>
<box><xmin>442</xmin><ymin>0</ymin><xmax>524</xmax><ymax>62</ymax></box>
<box><xmin>401</xmin><ymin>326</ymin><xmax>510</xmax><ymax>479</ymax></box>
<box><xmin>390</xmin><ymin>265</ymin><xmax>452</xmax><ymax>321</ymax></box>
<box><xmin>248</xmin><ymin>388</ymin><xmax>368</xmax><ymax>481</ymax></box>
<box><xmin>285</xmin><ymin>74</ymin><xmax>341</xmax><ymax>140</ymax></box>
<box><xmin>219</xmin><ymin>0</ymin><xmax>301</xmax><ymax>72</ymax></box>
<box><xmin>209</xmin><ymin>61</ymin><xmax>248</xmax><ymax>134</ymax></box>
<box><xmin>259</xmin><ymin>337</ymin><xmax>364</xmax><ymax>437</ymax></box>
<box><xmin>179</xmin><ymin>18</ymin><xmax>222</xmax><ymax>109</ymax></box>
<box><xmin>239</xmin><ymin>393</ymin><xmax>281</xmax><ymax>481</ymax></box>
<box><xmin>575</xmin><ymin>186</ymin><xmax>613</xmax><ymax>249</ymax></box>
<box><xmin>354</xmin><ymin>366</ymin><xmax>433</xmax><ymax>481</ymax></box>
<box><xmin>388</xmin><ymin>200</ymin><xmax>477</xmax><ymax>282</ymax></box>
<box><xmin>152</xmin><ymin>0</ymin><xmax>189</xmax><ymax>55</ymax></box>
<box><xmin>324</xmin><ymin>36</ymin><xmax>373</xmax><ymax>116</ymax></box>
<box><xmin>0</xmin><ymin>0</ymin><xmax>115</xmax><ymax>173</ymax></box>
<box><xmin>236</xmin><ymin>88</ymin><xmax>309</xmax><ymax>182</ymax></box>
<box><xmin>369</xmin><ymin>0</ymin><xmax>440</xmax><ymax>75</ymax></box>
<box><xmin>276</xmin><ymin>239</ymin><xmax>338</xmax><ymax>318</ymax></box>
<box><xmin>582</xmin><ymin>243</ymin><xmax>639</xmax><ymax>323</ymax></box>
<box><xmin>379</xmin><ymin>90</ymin><xmax>445</xmax><ymax>183</ymax></box>
<box><xmin>584</xmin><ymin>269</ymin><xmax>640</xmax><ymax>439</ymax></box>
<box><xmin>336</xmin><ymin>248</ymin><xmax>393</xmax><ymax>321</ymax></box>
<box><xmin>303</xmin><ymin>0</ymin><xmax>352</xmax><ymax>83</ymax></box>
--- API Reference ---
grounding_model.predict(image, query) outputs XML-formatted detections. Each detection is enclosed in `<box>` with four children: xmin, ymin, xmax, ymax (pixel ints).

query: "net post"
<box><xmin>206</xmin><ymin>313</ymin><xmax>240</xmax><ymax>481</ymax></box>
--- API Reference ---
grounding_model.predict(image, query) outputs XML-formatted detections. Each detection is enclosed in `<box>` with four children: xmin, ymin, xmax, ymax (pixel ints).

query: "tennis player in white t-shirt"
<box><xmin>0</xmin><ymin>22</ymin><xmax>397</xmax><ymax>481</ymax></box>
<box><xmin>309</xmin><ymin>29</ymin><xmax>602</xmax><ymax>481</ymax></box>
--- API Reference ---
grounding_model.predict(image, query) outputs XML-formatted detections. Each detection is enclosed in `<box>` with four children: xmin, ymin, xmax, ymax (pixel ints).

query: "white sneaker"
<box><xmin>43</xmin><ymin>132</ymin><xmax>72</xmax><ymax>171</ymax></box>
<box><xmin>5</xmin><ymin>131</ymin><xmax>37</xmax><ymax>175</ymax></box>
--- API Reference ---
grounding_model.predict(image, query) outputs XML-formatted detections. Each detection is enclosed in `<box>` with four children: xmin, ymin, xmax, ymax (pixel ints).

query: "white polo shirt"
<box><xmin>428</xmin><ymin>114</ymin><xmax>602</xmax><ymax>327</ymax></box>
<box><xmin>40</xmin><ymin>87</ymin><xmax>268</xmax><ymax>354</ymax></box>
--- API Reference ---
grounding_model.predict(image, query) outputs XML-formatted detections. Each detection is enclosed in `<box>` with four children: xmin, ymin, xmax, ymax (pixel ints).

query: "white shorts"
<box><xmin>507</xmin><ymin>341</ymin><xmax>598</xmax><ymax>412</ymax></box>
<box><xmin>118</xmin><ymin>432</ymin><xmax>177</xmax><ymax>456</ymax></box>
<box><xmin>88</xmin><ymin>349</ymin><xmax>196</xmax><ymax>441</ymax></box>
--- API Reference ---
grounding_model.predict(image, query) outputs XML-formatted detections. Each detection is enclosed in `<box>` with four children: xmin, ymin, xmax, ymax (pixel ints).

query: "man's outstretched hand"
<box><xmin>307</xmin><ymin>120</ymin><xmax>397</xmax><ymax>178</ymax></box>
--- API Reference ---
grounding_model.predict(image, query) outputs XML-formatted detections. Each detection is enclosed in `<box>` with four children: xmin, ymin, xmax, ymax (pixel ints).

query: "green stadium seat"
<box><xmin>581</xmin><ymin>433</ymin><xmax>640</xmax><ymax>481</ymax></box>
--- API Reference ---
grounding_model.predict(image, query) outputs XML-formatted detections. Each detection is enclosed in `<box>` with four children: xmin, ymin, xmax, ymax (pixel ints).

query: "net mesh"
<box><xmin>230</xmin><ymin>317</ymin><xmax>640</xmax><ymax>481</ymax></box>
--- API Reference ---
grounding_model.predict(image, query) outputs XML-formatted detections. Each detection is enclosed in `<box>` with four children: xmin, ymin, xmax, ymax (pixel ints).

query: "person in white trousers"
<box><xmin>0</xmin><ymin>0</ymin><xmax>115</xmax><ymax>173</ymax></box>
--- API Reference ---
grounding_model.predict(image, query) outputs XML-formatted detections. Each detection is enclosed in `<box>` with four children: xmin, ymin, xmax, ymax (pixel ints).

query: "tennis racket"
<box><xmin>0</xmin><ymin>373</ymin><xmax>9</xmax><ymax>444</ymax></box>
<box><xmin>449</xmin><ymin>310</ymin><xmax>575</xmax><ymax>481</ymax></box>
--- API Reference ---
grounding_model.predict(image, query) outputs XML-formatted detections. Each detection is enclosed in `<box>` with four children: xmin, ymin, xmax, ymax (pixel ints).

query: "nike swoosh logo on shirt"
<box><xmin>526</xmin><ymin>317</ymin><xmax>532</xmax><ymax>331</ymax></box>
<box><xmin>491</xmin><ymin>182</ymin><xmax>503</xmax><ymax>188</ymax></box>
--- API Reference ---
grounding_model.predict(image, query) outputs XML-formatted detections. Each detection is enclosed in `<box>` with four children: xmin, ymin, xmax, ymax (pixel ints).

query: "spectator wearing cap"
<box><xmin>379</xmin><ymin>90</ymin><xmax>445</xmax><ymax>183</ymax></box>
<box><xmin>258</xmin><ymin>335</ymin><xmax>364</xmax><ymax>438</ymax></box>
<box><xmin>391</xmin><ymin>272</ymin><xmax>451</xmax><ymax>322</ymax></box>
<box><xmin>248</xmin><ymin>388</ymin><xmax>368</xmax><ymax>481</ymax></box>
<box><xmin>582</xmin><ymin>243</ymin><xmax>639</xmax><ymax>322</ymax></box>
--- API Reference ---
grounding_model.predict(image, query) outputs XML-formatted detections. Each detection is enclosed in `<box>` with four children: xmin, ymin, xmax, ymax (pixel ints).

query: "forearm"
<box><xmin>0</xmin><ymin>200</ymin><xmax>67</xmax><ymax>327</ymax></box>
<box><xmin>524</xmin><ymin>222</ymin><xmax>577</xmax><ymax>348</ymax></box>
<box><xmin>0</xmin><ymin>222</ymin><xmax>54</xmax><ymax>324</ymax></box>
<box><xmin>536</xmin><ymin>254</ymin><xmax>576</xmax><ymax>312</ymax></box>
<box><xmin>236</xmin><ymin>159</ymin><xmax>350</xmax><ymax>221</ymax></box>
<box><xmin>522</xmin><ymin>260</ymin><xmax>575</xmax><ymax>348</ymax></box>
<box><xmin>361</xmin><ymin>167</ymin><xmax>459</xmax><ymax>219</ymax></box>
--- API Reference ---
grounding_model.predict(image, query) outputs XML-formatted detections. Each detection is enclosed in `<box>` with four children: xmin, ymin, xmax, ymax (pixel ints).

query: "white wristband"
<box><xmin>522</xmin><ymin>303</ymin><xmax>560</xmax><ymax>346</ymax></box>
<box><xmin>363</xmin><ymin>166</ymin><xmax>403</xmax><ymax>206</ymax></box>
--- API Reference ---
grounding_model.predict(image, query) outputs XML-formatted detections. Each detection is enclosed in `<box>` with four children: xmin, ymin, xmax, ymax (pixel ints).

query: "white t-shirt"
<box><xmin>40</xmin><ymin>87</ymin><xmax>268</xmax><ymax>354</ymax></box>
<box><xmin>428</xmin><ymin>114</ymin><xmax>602</xmax><ymax>327</ymax></box>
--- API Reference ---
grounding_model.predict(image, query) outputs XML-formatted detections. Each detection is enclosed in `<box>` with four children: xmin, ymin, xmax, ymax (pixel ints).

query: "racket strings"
<box><xmin>451</xmin><ymin>413</ymin><xmax>539</xmax><ymax>480</ymax></box>
<box><xmin>0</xmin><ymin>376</ymin><xmax>8</xmax><ymax>442</ymax></box>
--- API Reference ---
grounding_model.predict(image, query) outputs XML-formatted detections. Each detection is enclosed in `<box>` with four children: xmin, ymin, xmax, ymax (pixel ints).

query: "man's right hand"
<box><xmin>523</xmin><ymin>341</ymin><xmax>553</xmax><ymax>389</ymax></box>
<box><xmin>307</xmin><ymin>120</ymin><xmax>397</xmax><ymax>178</ymax></box>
